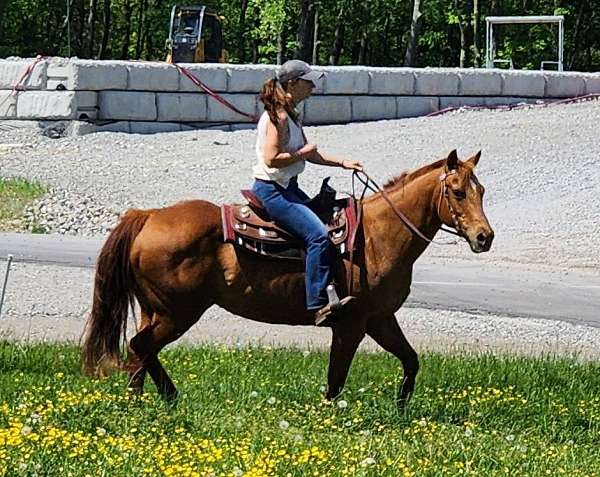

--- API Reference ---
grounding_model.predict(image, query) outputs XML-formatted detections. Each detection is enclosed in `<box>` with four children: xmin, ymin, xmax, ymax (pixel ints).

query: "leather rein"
<box><xmin>351</xmin><ymin>169</ymin><xmax>466</xmax><ymax>245</ymax></box>
<box><xmin>345</xmin><ymin>168</ymin><xmax>464</xmax><ymax>296</ymax></box>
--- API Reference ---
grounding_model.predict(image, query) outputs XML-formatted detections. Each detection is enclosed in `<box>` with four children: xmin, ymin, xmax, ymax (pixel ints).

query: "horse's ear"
<box><xmin>446</xmin><ymin>149</ymin><xmax>459</xmax><ymax>171</ymax></box>
<box><xmin>467</xmin><ymin>150</ymin><xmax>482</xmax><ymax>167</ymax></box>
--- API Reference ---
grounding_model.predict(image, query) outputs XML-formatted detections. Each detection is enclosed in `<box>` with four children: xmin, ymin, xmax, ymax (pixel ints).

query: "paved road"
<box><xmin>1</xmin><ymin>232</ymin><xmax>599</xmax><ymax>327</ymax></box>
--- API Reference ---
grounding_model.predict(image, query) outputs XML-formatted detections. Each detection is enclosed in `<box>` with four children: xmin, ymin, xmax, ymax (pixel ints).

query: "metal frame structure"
<box><xmin>485</xmin><ymin>16</ymin><xmax>565</xmax><ymax>71</ymax></box>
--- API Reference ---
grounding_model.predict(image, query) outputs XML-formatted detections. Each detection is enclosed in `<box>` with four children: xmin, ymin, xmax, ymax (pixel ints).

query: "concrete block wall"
<box><xmin>1</xmin><ymin>57</ymin><xmax>599</xmax><ymax>133</ymax></box>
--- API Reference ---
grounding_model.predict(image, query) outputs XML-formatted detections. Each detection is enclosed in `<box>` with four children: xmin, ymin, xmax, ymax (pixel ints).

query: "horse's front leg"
<box><xmin>325</xmin><ymin>321</ymin><xmax>365</xmax><ymax>400</ymax></box>
<box><xmin>367</xmin><ymin>313</ymin><xmax>419</xmax><ymax>408</ymax></box>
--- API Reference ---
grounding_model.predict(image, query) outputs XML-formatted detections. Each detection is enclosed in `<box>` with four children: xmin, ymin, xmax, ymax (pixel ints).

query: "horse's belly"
<box><xmin>216</xmin><ymin>294</ymin><xmax>315</xmax><ymax>326</ymax></box>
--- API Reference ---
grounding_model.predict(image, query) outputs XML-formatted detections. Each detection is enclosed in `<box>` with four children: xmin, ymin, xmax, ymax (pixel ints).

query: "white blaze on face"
<box><xmin>470</xmin><ymin>178</ymin><xmax>478</xmax><ymax>192</ymax></box>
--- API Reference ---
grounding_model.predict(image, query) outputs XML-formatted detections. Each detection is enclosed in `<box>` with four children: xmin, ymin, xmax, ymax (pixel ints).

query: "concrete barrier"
<box><xmin>351</xmin><ymin>96</ymin><xmax>396</xmax><ymax>121</ymax></box>
<box><xmin>0</xmin><ymin>59</ymin><xmax>47</xmax><ymax>89</ymax></box>
<box><xmin>1</xmin><ymin>57</ymin><xmax>599</xmax><ymax>133</ymax></box>
<box><xmin>157</xmin><ymin>92</ymin><xmax>207</xmax><ymax>122</ymax></box>
<box><xmin>501</xmin><ymin>70</ymin><xmax>546</xmax><ymax>97</ymax></box>
<box><xmin>415</xmin><ymin>69</ymin><xmax>460</xmax><ymax>96</ymax></box>
<box><xmin>397</xmin><ymin>96</ymin><xmax>440</xmax><ymax>118</ymax></box>
<box><xmin>544</xmin><ymin>72</ymin><xmax>586</xmax><ymax>97</ymax></box>
<box><xmin>99</xmin><ymin>91</ymin><xmax>156</xmax><ymax>121</ymax></box>
<box><xmin>368</xmin><ymin>68</ymin><xmax>415</xmax><ymax>95</ymax></box>
<box><xmin>303</xmin><ymin>96</ymin><xmax>352</xmax><ymax>125</ymax></box>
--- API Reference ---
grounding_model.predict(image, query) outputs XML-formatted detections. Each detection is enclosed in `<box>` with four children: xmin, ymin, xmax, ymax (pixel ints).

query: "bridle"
<box><xmin>352</xmin><ymin>168</ymin><xmax>467</xmax><ymax>245</ymax></box>
<box><xmin>346</xmin><ymin>167</ymin><xmax>467</xmax><ymax>296</ymax></box>
<box><xmin>436</xmin><ymin>169</ymin><xmax>467</xmax><ymax>240</ymax></box>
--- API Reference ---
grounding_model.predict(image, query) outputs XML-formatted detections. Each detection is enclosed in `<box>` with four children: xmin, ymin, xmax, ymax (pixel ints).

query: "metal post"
<box><xmin>486</xmin><ymin>20</ymin><xmax>491</xmax><ymax>68</ymax></box>
<box><xmin>559</xmin><ymin>18</ymin><xmax>564</xmax><ymax>71</ymax></box>
<box><xmin>0</xmin><ymin>254</ymin><xmax>14</xmax><ymax>319</ymax></box>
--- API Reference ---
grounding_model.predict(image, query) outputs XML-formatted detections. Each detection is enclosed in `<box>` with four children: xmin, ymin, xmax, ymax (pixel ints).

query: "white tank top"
<box><xmin>252</xmin><ymin>111</ymin><xmax>306</xmax><ymax>188</ymax></box>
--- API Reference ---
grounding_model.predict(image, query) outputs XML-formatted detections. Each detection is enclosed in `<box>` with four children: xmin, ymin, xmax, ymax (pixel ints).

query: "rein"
<box><xmin>345</xmin><ymin>168</ymin><xmax>463</xmax><ymax>296</ymax></box>
<box><xmin>351</xmin><ymin>169</ymin><xmax>464</xmax><ymax>245</ymax></box>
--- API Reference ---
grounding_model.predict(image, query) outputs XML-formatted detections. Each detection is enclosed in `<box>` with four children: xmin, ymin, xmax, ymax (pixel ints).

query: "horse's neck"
<box><xmin>362</xmin><ymin>168</ymin><xmax>442</xmax><ymax>287</ymax></box>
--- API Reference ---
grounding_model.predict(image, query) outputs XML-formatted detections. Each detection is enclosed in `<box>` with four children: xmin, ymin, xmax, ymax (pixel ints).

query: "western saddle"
<box><xmin>221</xmin><ymin>178</ymin><xmax>358</xmax><ymax>260</ymax></box>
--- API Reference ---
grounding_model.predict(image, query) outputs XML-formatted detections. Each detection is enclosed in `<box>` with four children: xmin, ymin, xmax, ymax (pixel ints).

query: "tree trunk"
<box><xmin>382</xmin><ymin>14</ymin><xmax>390</xmax><ymax>66</ymax></box>
<box><xmin>135</xmin><ymin>0</ymin><xmax>146</xmax><ymax>58</ymax></box>
<box><xmin>404</xmin><ymin>0</ymin><xmax>423</xmax><ymax>66</ymax></box>
<box><xmin>98</xmin><ymin>0</ymin><xmax>111</xmax><ymax>59</ymax></box>
<box><xmin>77</xmin><ymin>0</ymin><xmax>86</xmax><ymax>55</ymax></box>
<box><xmin>295</xmin><ymin>0</ymin><xmax>315</xmax><ymax>62</ymax></box>
<box><xmin>277</xmin><ymin>30</ymin><xmax>284</xmax><ymax>65</ymax></box>
<box><xmin>454</xmin><ymin>0</ymin><xmax>468</xmax><ymax>68</ymax></box>
<box><xmin>251</xmin><ymin>6</ymin><xmax>260</xmax><ymax>63</ymax></box>
<box><xmin>568</xmin><ymin>1</ymin><xmax>586</xmax><ymax>70</ymax></box>
<box><xmin>357</xmin><ymin>2</ymin><xmax>369</xmax><ymax>64</ymax></box>
<box><xmin>329</xmin><ymin>0</ymin><xmax>346</xmax><ymax>65</ymax></box>
<box><xmin>238</xmin><ymin>0</ymin><xmax>249</xmax><ymax>63</ymax></box>
<box><xmin>87</xmin><ymin>0</ymin><xmax>98</xmax><ymax>58</ymax></box>
<box><xmin>312</xmin><ymin>3</ymin><xmax>320</xmax><ymax>64</ymax></box>
<box><xmin>120</xmin><ymin>0</ymin><xmax>133</xmax><ymax>59</ymax></box>
<box><xmin>473</xmin><ymin>0</ymin><xmax>480</xmax><ymax>66</ymax></box>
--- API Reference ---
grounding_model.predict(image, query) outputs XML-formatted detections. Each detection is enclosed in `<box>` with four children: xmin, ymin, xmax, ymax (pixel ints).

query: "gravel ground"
<box><xmin>2</xmin><ymin>261</ymin><xmax>599</xmax><ymax>360</ymax></box>
<box><xmin>1</xmin><ymin>100</ymin><xmax>599</xmax><ymax>352</ymax></box>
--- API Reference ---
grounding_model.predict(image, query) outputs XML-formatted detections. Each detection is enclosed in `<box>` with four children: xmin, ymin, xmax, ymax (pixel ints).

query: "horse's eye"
<box><xmin>452</xmin><ymin>189</ymin><xmax>466</xmax><ymax>200</ymax></box>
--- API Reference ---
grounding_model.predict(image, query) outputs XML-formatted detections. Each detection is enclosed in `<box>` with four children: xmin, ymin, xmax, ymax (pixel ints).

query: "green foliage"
<box><xmin>0</xmin><ymin>177</ymin><xmax>46</xmax><ymax>232</ymax></box>
<box><xmin>0</xmin><ymin>0</ymin><xmax>598</xmax><ymax>70</ymax></box>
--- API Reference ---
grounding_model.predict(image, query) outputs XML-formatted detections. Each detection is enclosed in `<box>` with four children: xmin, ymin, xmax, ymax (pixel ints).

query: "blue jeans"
<box><xmin>252</xmin><ymin>178</ymin><xmax>331</xmax><ymax>310</ymax></box>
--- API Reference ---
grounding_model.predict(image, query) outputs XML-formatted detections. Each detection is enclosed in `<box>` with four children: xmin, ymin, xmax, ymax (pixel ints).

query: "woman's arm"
<box><xmin>306</xmin><ymin>150</ymin><xmax>363</xmax><ymax>171</ymax></box>
<box><xmin>300</xmin><ymin>129</ymin><xmax>363</xmax><ymax>171</ymax></box>
<box><xmin>262</xmin><ymin>113</ymin><xmax>315</xmax><ymax>168</ymax></box>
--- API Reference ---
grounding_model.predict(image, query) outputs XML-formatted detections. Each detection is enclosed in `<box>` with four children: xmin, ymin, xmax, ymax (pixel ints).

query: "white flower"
<box><xmin>358</xmin><ymin>387</ymin><xmax>366</xmax><ymax>393</ymax></box>
<box><xmin>233</xmin><ymin>468</ymin><xmax>243</xmax><ymax>477</ymax></box>
<box><xmin>30</xmin><ymin>413</ymin><xmax>41</xmax><ymax>423</ymax></box>
<box><xmin>21</xmin><ymin>425</ymin><xmax>32</xmax><ymax>436</ymax></box>
<box><xmin>302</xmin><ymin>350</ymin><xmax>310</xmax><ymax>357</ymax></box>
<box><xmin>96</xmin><ymin>427</ymin><xmax>107</xmax><ymax>437</ymax></box>
<box><xmin>505</xmin><ymin>434</ymin><xmax>515</xmax><ymax>442</ymax></box>
<box><xmin>337</xmin><ymin>400</ymin><xmax>348</xmax><ymax>409</ymax></box>
<box><xmin>319</xmin><ymin>385</ymin><xmax>327</xmax><ymax>393</ymax></box>
<box><xmin>18</xmin><ymin>463</ymin><xmax>27</xmax><ymax>471</ymax></box>
<box><xmin>293</xmin><ymin>433</ymin><xmax>303</xmax><ymax>443</ymax></box>
<box><xmin>360</xmin><ymin>457</ymin><xmax>376</xmax><ymax>466</ymax></box>
<box><xmin>418</xmin><ymin>418</ymin><xmax>427</xmax><ymax>427</ymax></box>
<box><xmin>249</xmin><ymin>391</ymin><xmax>258</xmax><ymax>399</ymax></box>
<box><xmin>267</xmin><ymin>396</ymin><xmax>276</xmax><ymax>405</ymax></box>
<box><xmin>278</xmin><ymin>420</ymin><xmax>290</xmax><ymax>430</ymax></box>
<box><xmin>464</xmin><ymin>428</ymin><xmax>473</xmax><ymax>437</ymax></box>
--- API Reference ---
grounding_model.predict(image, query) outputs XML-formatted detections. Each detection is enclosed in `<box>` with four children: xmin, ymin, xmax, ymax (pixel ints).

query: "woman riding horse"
<box><xmin>251</xmin><ymin>60</ymin><xmax>363</xmax><ymax>325</ymax></box>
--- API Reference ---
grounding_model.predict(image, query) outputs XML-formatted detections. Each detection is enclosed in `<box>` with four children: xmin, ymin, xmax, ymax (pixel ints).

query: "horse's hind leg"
<box><xmin>367</xmin><ymin>314</ymin><xmax>419</xmax><ymax>407</ymax></box>
<box><xmin>124</xmin><ymin>307</ymin><xmax>153</xmax><ymax>394</ymax></box>
<box><xmin>128</xmin><ymin>312</ymin><xmax>195</xmax><ymax>400</ymax></box>
<box><xmin>325</xmin><ymin>323</ymin><xmax>365</xmax><ymax>400</ymax></box>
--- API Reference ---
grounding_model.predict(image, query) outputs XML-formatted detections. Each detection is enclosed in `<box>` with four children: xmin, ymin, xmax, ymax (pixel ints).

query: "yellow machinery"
<box><xmin>166</xmin><ymin>5</ymin><xmax>228</xmax><ymax>63</ymax></box>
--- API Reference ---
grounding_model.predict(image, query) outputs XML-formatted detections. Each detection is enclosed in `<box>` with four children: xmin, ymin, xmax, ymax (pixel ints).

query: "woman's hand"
<box><xmin>342</xmin><ymin>159</ymin><xmax>363</xmax><ymax>171</ymax></box>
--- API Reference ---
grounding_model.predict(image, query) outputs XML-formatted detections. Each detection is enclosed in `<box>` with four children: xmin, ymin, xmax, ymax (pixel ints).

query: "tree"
<box><xmin>404</xmin><ymin>0</ymin><xmax>423</xmax><ymax>66</ymax></box>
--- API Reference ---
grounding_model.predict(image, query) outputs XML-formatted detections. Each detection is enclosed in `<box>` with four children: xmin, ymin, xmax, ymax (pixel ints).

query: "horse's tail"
<box><xmin>82</xmin><ymin>209</ymin><xmax>150</xmax><ymax>377</ymax></box>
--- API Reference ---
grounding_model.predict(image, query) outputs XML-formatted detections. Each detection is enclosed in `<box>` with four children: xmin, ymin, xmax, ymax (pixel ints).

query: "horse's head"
<box><xmin>438</xmin><ymin>150</ymin><xmax>494</xmax><ymax>253</ymax></box>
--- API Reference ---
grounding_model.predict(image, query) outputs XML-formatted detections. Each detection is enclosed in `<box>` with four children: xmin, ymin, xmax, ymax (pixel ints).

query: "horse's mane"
<box><xmin>382</xmin><ymin>158</ymin><xmax>447</xmax><ymax>191</ymax></box>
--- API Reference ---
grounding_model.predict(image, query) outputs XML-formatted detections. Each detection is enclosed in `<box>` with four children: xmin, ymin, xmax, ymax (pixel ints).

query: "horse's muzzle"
<box><xmin>469</xmin><ymin>228</ymin><xmax>494</xmax><ymax>253</ymax></box>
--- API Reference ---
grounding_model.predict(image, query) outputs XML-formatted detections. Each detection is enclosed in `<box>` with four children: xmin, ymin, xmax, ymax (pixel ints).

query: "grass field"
<box><xmin>0</xmin><ymin>342</ymin><xmax>599</xmax><ymax>476</ymax></box>
<box><xmin>0</xmin><ymin>177</ymin><xmax>46</xmax><ymax>232</ymax></box>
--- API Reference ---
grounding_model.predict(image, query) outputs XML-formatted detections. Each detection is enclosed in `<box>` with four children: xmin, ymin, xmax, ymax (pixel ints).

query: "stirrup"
<box><xmin>315</xmin><ymin>285</ymin><xmax>356</xmax><ymax>326</ymax></box>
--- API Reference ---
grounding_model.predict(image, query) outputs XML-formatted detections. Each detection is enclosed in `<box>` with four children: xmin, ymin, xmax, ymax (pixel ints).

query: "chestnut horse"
<box><xmin>82</xmin><ymin>150</ymin><xmax>494</xmax><ymax>406</ymax></box>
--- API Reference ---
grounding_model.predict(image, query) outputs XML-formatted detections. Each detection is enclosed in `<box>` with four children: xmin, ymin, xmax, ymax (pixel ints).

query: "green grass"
<box><xmin>0</xmin><ymin>177</ymin><xmax>46</xmax><ymax>232</ymax></box>
<box><xmin>0</xmin><ymin>342</ymin><xmax>599</xmax><ymax>476</ymax></box>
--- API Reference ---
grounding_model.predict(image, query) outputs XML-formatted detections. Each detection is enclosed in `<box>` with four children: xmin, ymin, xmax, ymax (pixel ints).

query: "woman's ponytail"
<box><xmin>259</xmin><ymin>78</ymin><xmax>298</xmax><ymax>125</ymax></box>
